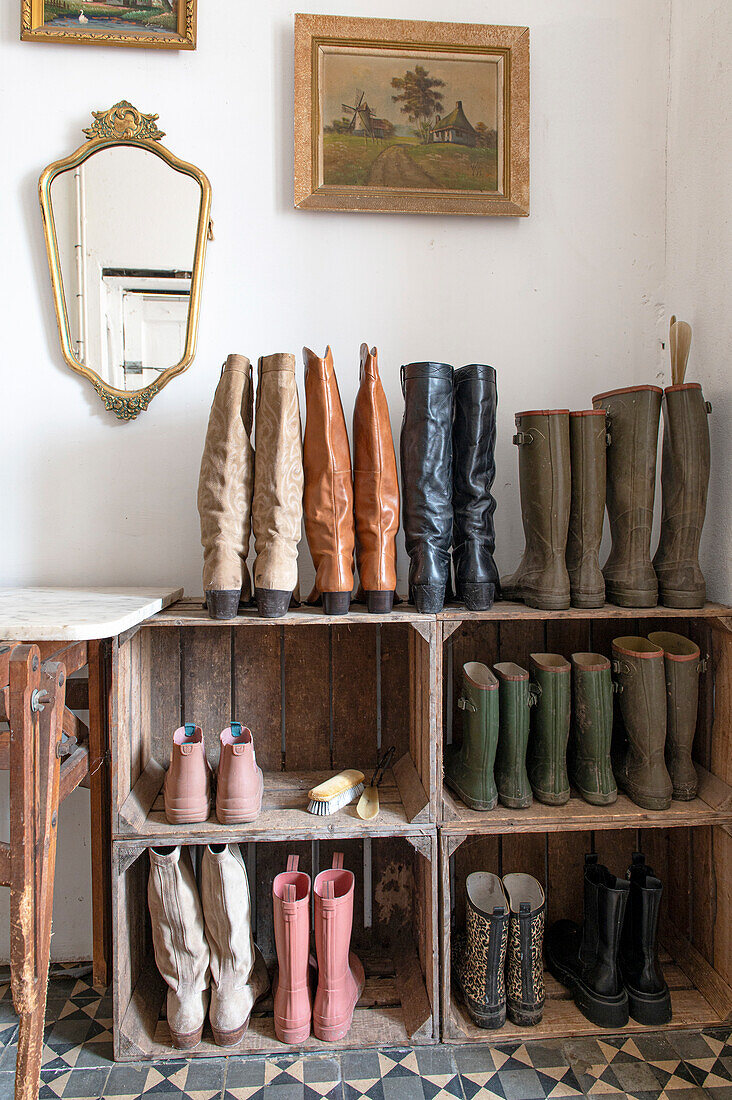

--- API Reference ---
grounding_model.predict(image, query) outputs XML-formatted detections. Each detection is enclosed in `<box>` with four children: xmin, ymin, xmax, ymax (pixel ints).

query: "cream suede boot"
<box><xmin>148</xmin><ymin>846</ymin><xmax>210</xmax><ymax>1050</ymax></box>
<box><xmin>201</xmin><ymin>843</ymin><xmax>270</xmax><ymax>1046</ymax></box>
<box><xmin>252</xmin><ymin>353</ymin><xmax>304</xmax><ymax>617</ymax></box>
<box><xmin>198</xmin><ymin>355</ymin><xmax>255</xmax><ymax>619</ymax></box>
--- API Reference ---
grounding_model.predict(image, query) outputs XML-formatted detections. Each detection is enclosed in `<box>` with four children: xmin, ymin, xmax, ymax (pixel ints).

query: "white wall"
<box><xmin>0</xmin><ymin>0</ymin><xmax>716</xmax><ymax>960</ymax></box>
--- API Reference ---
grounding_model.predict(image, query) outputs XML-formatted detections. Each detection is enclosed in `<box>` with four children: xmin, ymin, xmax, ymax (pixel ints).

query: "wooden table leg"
<box><xmin>88</xmin><ymin>639</ymin><xmax>112</xmax><ymax>990</ymax></box>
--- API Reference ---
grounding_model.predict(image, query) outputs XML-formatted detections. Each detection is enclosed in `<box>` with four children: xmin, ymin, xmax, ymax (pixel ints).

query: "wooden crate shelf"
<box><xmin>437</xmin><ymin>600</ymin><xmax>731</xmax><ymax>622</ymax></box>
<box><xmin>440</xmin><ymin>827</ymin><xmax>732</xmax><ymax>1045</ymax></box>
<box><xmin>113</xmin><ymin>834</ymin><xmax>438</xmax><ymax>1061</ymax></box>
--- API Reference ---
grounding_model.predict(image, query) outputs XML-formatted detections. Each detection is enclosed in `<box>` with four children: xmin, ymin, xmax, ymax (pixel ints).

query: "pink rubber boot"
<box><xmin>313</xmin><ymin>853</ymin><xmax>365</xmax><ymax>1042</ymax></box>
<box><xmin>216</xmin><ymin>723</ymin><xmax>264</xmax><ymax>824</ymax></box>
<box><xmin>273</xmin><ymin>855</ymin><xmax>312</xmax><ymax>1044</ymax></box>
<box><xmin>163</xmin><ymin>724</ymin><xmax>211</xmax><ymax>824</ymax></box>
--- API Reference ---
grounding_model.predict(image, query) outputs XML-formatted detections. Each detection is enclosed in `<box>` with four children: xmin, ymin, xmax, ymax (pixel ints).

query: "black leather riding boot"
<box><xmin>546</xmin><ymin>854</ymin><xmax>630</xmax><ymax>1028</ymax></box>
<box><xmin>400</xmin><ymin>362</ymin><xmax>453</xmax><ymax>613</ymax></box>
<box><xmin>620</xmin><ymin>853</ymin><xmax>671</xmax><ymax>1025</ymax></box>
<box><xmin>452</xmin><ymin>364</ymin><xmax>499</xmax><ymax>610</ymax></box>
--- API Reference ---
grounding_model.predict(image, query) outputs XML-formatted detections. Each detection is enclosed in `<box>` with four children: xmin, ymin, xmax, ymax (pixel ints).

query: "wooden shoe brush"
<box><xmin>307</xmin><ymin>770</ymin><xmax>365</xmax><ymax>815</ymax></box>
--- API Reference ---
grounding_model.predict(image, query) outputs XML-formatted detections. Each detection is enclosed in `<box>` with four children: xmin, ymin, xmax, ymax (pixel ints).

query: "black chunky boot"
<box><xmin>620</xmin><ymin>853</ymin><xmax>672</xmax><ymax>1024</ymax></box>
<box><xmin>400</xmin><ymin>362</ymin><xmax>453</xmax><ymax>613</ymax></box>
<box><xmin>452</xmin><ymin>872</ymin><xmax>509</xmax><ymax>1029</ymax></box>
<box><xmin>452</xmin><ymin>364</ymin><xmax>499</xmax><ymax>610</ymax></box>
<box><xmin>546</xmin><ymin>854</ymin><xmax>630</xmax><ymax>1028</ymax></box>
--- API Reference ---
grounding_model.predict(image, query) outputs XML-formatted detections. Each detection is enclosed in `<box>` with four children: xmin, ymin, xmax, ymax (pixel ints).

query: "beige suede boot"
<box><xmin>148</xmin><ymin>846</ymin><xmax>210</xmax><ymax>1050</ymax></box>
<box><xmin>201</xmin><ymin>844</ymin><xmax>270</xmax><ymax>1046</ymax></box>
<box><xmin>252</xmin><ymin>354</ymin><xmax>304</xmax><ymax>618</ymax></box>
<box><xmin>198</xmin><ymin>355</ymin><xmax>255</xmax><ymax>619</ymax></box>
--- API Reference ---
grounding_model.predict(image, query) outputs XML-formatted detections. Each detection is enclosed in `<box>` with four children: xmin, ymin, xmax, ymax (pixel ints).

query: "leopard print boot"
<box><xmin>503</xmin><ymin>873</ymin><xmax>546</xmax><ymax>1025</ymax></box>
<box><xmin>453</xmin><ymin>872</ymin><xmax>508</xmax><ymax>1029</ymax></box>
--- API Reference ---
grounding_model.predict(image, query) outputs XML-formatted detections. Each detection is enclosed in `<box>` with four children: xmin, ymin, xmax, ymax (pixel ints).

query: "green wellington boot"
<box><xmin>592</xmin><ymin>386</ymin><xmax>662</xmax><ymax>608</ymax></box>
<box><xmin>527</xmin><ymin>654</ymin><xmax>571</xmax><ymax>805</ymax></box>
<box><xmin>494</xmin><ymin>663</ymin><xmax>535</xmax><ymax>809</ymax></box>
<box><xmin>569</xmin><ymin>653</ymin><xmax>617</xmax><ymax>805</ymax></box>
<box><xmin>648</xmin><ymin>631</ymin><xmax>703</xmax><ymax>800</ymax></box>
<box><xmin>445</xmin><ymin>662</ymin><xmax>499</xmax><ymax>811</ymax></box>
<box><xmin>501</xmin><ymin>410</ymin><xmax>571</xmax><ymax>610</ymax></box>
<box><xmin>611</xmin><ymin>637</ymin><xmax>672</xmax><ymax>810</ymax></box>
<box><xmin>653</xmin><ymin>384</ymin><xmax>712</xmax><ymax>608</ymax></box>
<box><xmin>566</xmin><ymin>411</ymin><xmax>608</xmax><ymax>608</ymax></box>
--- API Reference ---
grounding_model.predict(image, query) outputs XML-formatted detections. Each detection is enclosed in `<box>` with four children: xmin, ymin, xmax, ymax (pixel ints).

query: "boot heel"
<box><xmin>169</xmin><ymin>1025</ymin><xmax>204</xmax><ymax>1050</ymax></box>
<box><xmin>205</xmin><ymin>590</ymin><xmax>242</xmax><ymax>619</ymax></box>
<box><xmin>411</xmin><ymin>584</ymin><xmax>446</xmax><ymax>613</ymax></box>
<box><xmin>366</xmin><ymin>590</ymin><xmax>394</xmax><ymax>614</ymax></box>
<box><xmin>460</xmin><ymin>582</ymin><xmax>495</xmax><ymax>611</ymax></box>
<box><xmin>323</xmin><ymin>592</ymin><xmax>351</xmax><ymax>616</ymax></box>
<box><xmin>255</xmin><ymin>588</ymin><xmax>291</xmax><ymax>618</ymax></box>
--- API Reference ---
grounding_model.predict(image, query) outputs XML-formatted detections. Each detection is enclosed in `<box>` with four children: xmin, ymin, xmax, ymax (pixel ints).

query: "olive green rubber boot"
<box><xmin>569</xmin><ymin>653</ymin><xmax>617</xmax><ymax>805</ymax></box>
<box><xmin>501</xmin><ymin>411</ymin><xmax>571</xmax><ymax>610</ymax></box>
<box><xmin>648</xmin><ymin>631</ymin><xmax>703</xmax><ymax>800</ymax></box>
<box><xmin>611</xmin><ymin>637</ymin><xmax>672</xmax><ymax>810</ymax></box>
<box><xmin>653</xmin><ymin>384</ymin><xmax>712</xmax><ymax>608</ymax></box>
<box><xmin>494</xmin><ymin>663</ymin><xmax>535</xmax><ymax>809</ymax></box>
<box><xmin>527</xmin><ymin>654</ymin><xmax>571</xmax><ymax>805</ymax></box>
<box><xmin>592</xmin><ymin>386</ymin><xmax>662</xmax><ymax>608</ymax></box>
<box><xmin>566</xmin><ymin>411</ymin><xmax>607</xmax><ymax>608</ymax></box>
<box><xmin>445</xmin><ymin>662</ymin><xmax>499</xmax><ymax>811</ymax></box>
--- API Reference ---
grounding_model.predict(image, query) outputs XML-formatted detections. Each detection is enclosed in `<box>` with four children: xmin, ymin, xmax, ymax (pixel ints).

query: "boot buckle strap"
<box><xmin>527</xmin><ymin>682</ymin><xmax>541</xmax><ymax>705</ymax></box>
<box><xmin>513</xmin><ymin>431</ymin><xmax>533</xmax><ymax>446</ymax></box>
<box><xmin>457</xmin><ymin>696</ymin><xmax>476</xmax><ymax>712</ymax></box>
<box><xmin>706</xmin><ymin>401</ymin><xmax>713</xmax><ymax>414</ymax></box>
<box><xmin>699</xmin><ymin>654</ymin><xmax>709</xmax><ymax>673</ymax></box>
<box><xmin>400</xmin><ymin>365</ymin><xmax>406</xmax><ymax>395</ymax></box>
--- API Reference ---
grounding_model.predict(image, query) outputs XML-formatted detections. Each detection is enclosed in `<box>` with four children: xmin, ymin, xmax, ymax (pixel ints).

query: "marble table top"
<box><xmin>0</xmin><ymin>587</ymin><xmax>183</xmax><ymax>641</ymax></box>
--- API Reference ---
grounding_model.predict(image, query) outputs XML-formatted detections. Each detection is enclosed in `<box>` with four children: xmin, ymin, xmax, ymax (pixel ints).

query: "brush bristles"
<box><xmin>306</xmin><ymin>782</ymin><xmax>365</xmax><ymax>816</ymax></box>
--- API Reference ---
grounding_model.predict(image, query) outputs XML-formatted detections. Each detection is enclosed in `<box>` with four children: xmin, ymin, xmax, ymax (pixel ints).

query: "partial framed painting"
<box><xmin>294</xmin><ymin>14</ymin><xmax>529</xmax><ymax>216</ymax></box>
<box><xmin>21</xmin><ymin>0</ymin><xmax>196</xmax><ymax>49</ymax></box>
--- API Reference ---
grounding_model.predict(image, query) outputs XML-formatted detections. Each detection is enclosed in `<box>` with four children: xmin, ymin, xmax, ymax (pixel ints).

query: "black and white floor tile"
<box><xmin>0</xmin><ymin>968</ymin><xmax>730</xmax><ymax>1100</ymax></box>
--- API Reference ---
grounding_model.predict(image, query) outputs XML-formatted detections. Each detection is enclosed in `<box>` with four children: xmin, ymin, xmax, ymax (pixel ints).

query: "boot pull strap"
<box><xmin>585</xmin><ymin>853</ymin><xmax>599</xmax><ymax>867</ymax></box>
<box><xmin>323</xmin><ymin>880</ymin><xmax>335</xmax><ymax>899</ymax></box>
<box><xmin>699</xmin><ymin>653</ymin><xmax>709</xmax><ymax>673</ymax></box>
<box><xmin>183</xmin><ymin>723</ymin><xmax>196</xmax><ymax>738</ymax></box>
<box><xmin>602</xmin><ymin>412</ymin><xmax>613</xmax><ymax>445</ymax></box>
<box><xmin>513</xmin><ymin>430</ymin><xmax>534</xmax><ymax>445</ymax></box>
<box><xmin>287</xmin><ymin>854</ymin><xmax>299</xmax><ymax>873</ymax></box>
<box><xmin>706</xmin><ymin>400</ymin><xmax>713</xmax><ymax>414</ymax></box>
<box><xmin>400</xmin><ymin>365</ymin><xmax>406</xmax><ymax>395</ymax></box>
<box><xmin>457</xmin><ymin>695</ymin><xmax>476</xmax><ymax>713</ymax></box>
<box><xmin>230</xmin><ymin>721</ymin><xmax>242</xmax><ymax>738</ymax></box>
<box><xmin>527</xmin><ymin>682</ymin><xmax>541</xmax><ymax>706</ymax></box>
<box><xmin>284</xmin><ymin>883</ymin><xmax>297</xmax><ymax>903</ymax></box>
<box><xmin>332</xmin><ymin>852</ymin><xmax>344</xmax><ymax>870</ymax></box>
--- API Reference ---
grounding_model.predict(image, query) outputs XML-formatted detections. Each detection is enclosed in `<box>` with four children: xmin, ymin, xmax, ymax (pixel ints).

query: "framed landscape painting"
<box><xmin>294</xmin><ymin>14</ymin><xmax>529</xmax><ymax>216</ymax></box>
<box><xmin>21</xmin><ymin>0</ymin><xmax>196</xmax><ymax>49</ymax></box>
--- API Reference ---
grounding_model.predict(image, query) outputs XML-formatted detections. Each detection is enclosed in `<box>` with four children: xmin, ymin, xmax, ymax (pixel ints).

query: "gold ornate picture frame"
<box><xmin>21</xmin><ymin>0</ymin><xmax>196</xmax><ymax>50</ymax></box>
<box><xmin>294</xmin><ymin>14</ymin><xmax>529</xmax><ymax>216</ymax></box>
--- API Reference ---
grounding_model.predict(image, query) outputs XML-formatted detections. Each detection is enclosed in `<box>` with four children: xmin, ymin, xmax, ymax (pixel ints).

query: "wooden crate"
<box><xmin>440</xmin><ymin>825</ymin><xmax>732</xmax><ymax>1044</ymax></box>
<box><xmin>112</xmin><ymin>832</ymin><xmax>438</xmax><ymax>1060</ymax></box>
<box><xmin>110</xmin><ymin>601</ymin><xmax>439</xmax><ymax>842</ymax></box>
<box><xmin>439</xmin><ymin>603</ymin><xmax>732</xmax><ymax>833</ymax></box>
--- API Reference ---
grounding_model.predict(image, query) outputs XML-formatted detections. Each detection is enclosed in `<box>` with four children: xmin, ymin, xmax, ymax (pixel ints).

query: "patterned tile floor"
<box><xmin>0</xmin><ymin>966</ymin><xmax>730</xmax><ymax>1100</ymax></box>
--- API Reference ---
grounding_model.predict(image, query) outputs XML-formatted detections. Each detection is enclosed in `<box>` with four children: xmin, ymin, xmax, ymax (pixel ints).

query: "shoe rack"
<box><xmin>438</xmin><ymin>601</ymin><xmax>732</xmax><ymax>1045</ymax></box>
<box><xmin>107</xmin><ymin>597</ymin><xmax>732</xmax><ymax>1060</ymax></box>
<box><xmin>109</xmin><ymin>600</ymin><xmax>439</xmax><ymax>1060</ymax></box>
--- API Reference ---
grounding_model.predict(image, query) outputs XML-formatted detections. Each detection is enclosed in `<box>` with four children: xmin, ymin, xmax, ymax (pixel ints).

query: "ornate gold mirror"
<box><xmin>39</xmin><ymin>101</ymin><xmax>212</xmax><ymax>419</ymax></box>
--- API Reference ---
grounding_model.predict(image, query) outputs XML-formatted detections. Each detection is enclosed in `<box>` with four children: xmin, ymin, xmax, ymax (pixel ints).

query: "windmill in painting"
<box><xmin>341</xmin><ymin>90</ymin><xmax>392</xmax><ymax>141</ymax></box>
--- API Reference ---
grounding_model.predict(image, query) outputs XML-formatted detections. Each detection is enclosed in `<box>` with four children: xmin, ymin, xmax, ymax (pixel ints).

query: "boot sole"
<box><xmin>211</xmin><ymin>1016</ymin><xmax>252</xmax><ymax>1047</ymax></box>
<box><xmin>546</xmin><ymin>952</ymin><xmax>629</xmax><ymax>1029</ymax></box>
<box><xmin>410</xmin><ymin>584</ymin><xmax>446</xmax><ymax>613</ymax></box>
<box><xmin>458</xmin><ymin>582</ymin><xmax>496</xmax><ymax>611</ymax></box>
<box><xmin>507</xmin><ymin>999</ymin><xmax>545</xmax><ymax>1026</ymax></box>
<box><xmin>498</xmin><ymin>793</ymin><xmax>533</xmax><ymax>809</ymax></box>
<box><xmin>658</xmin><ymin>590</ymin><xmax>705</xmax><ymax>609</ymax></box>
<box><xmin>365</xmin><ymin>590</ymin><xmax>395</xmax><ymax>614</ymax></box>
<box><xmin>672</xmin><ymin>787</ymin><xmax>698</xmax><ymax>801</ymax></box>
<box><xmin>163</xmin><ymin>802</ymin><xmax>211</xmax><ymax>825</ymax></box>
<box><xmin>532</xmin><ymin>789</ymin><xmax>571</xmax><ymax>806</ymax></box>
<box><xmin>312</xmin><ymin>955</ymin><xmax>365</xmax><ymax>1042</ymax></box>
<box><xmin>570</xmin><ymin>593</ymin><xmax>605</xmax><ymax>609</ymax></box>
<box><xmin>626</xmin><ymin>984</ymin><xmax>672</xmax><ymax>1025</ymax></box>
<box><xmin>322</xmin><ymin>592</ymin><xmax>351</xmax><ymax>616</ymax></box>
<box><xmin>255</xmin><ymin>589</ymin><xmax>292</xmax><ymax>618</ymax></box>
<box><xmin>453</xmin><ymin>969</ymin><xmax>506</xmax><ymax>1029</ymax></box>
<box><xmin>575</xmin><ymin>788</ymin><xmax>618</xmax><ymax>806</ymax></box>
<box><xmin>523</xmin><ymin>592</ymin><xmax>571</xmax><ymax>611</ymax></box>
<box><xmin>604</xmin><ymin>587</ymin><xmax>658</xmax><ymax>608</ymax></box>
<box><xmin>216</xmin><ymin>802</ymin><xmax>263</xmax><ymax>824</ymax></box>
<box><xmin>169</xmin><ymin>1025</ymin><xmax>204</xmax><ymax>1050</ymax></box>
<box><xmin>617</xmin><ymin>777</ymin><xmax>672</xmax><ymax>811</ymax></box>
<box><xmin>445</xmin><ymin>776</ymin><xmax>498</xmax><ymax>812</ymax></box>
<box><xmin>274</xmin><ymin>1020</ymin><xmax>312</xmax><ymax>1044</ymax></box>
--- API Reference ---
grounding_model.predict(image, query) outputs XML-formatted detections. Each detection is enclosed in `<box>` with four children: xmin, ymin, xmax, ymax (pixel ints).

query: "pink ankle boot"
<box><xmin>313</xmin><ymin>853</ymin><xmax>365</xmax><ymax>1042</ymax></box>
<box><xmin>163</xmin><ymin>725</ymin><xmax>211</xmax><ymax>824</ymax></box>
<box><xmin>273</xmin><ymin>855</ymin><xmax>313</xmax><ymax>1044</ymax></box>
<box><xmin>215</xmin><ymin>723</ymin><xmax>264</xmax><ymax>824</ymax></box>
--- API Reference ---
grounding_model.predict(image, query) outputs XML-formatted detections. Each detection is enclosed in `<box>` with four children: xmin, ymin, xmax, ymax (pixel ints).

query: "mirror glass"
<box><xmin>49</xmin><ymin>145</ymin><xmax>202</xmax><ymax>393</ymax></box>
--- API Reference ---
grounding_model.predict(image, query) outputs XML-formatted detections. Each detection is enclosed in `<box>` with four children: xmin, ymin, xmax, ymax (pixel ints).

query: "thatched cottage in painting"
<box><xmin>429</xmin><ymin>100</ymin><xmax>477</xmax><ymax>147</ymax></box>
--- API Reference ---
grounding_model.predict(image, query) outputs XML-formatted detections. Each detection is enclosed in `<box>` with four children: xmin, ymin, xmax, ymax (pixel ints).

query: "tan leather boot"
<box><xmin>163</xmin><ymin>724</ymin><xmax>212</xmax><ymax>825</ymax></box>
<box><xmin>303</xmin><ymin>346</ymin><xmax>355</xmax><ymax>615</ymax></box>
<box><xmin>198</xmin><ymin>355</ymin><xmax>255</xmax><ymax>619</ymax></box>
<box><xmin>353</xmin><ymin>344</ymin><xmax>400</xmax><ymax>613</ymax></box>
<box><xmin>201</xmin><ymin>843</ymin><xmax>270</xmax><ymax>1046</ymax></box>
<box><xmin>148</xmin><ymin>846</ymin><xmax>210</xmax><ymax>1050</ymax></box>
<box><xmin>252</xmin><ymin>353</ymin><xmax>304</xmax><ymax>618</ymax></box>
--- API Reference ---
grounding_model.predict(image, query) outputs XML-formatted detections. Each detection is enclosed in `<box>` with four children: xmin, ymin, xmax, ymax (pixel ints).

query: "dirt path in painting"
<box><xmin>367</xmin><ymin>145</ymin><xmax>437</xmax><ymax>188</ymax></box>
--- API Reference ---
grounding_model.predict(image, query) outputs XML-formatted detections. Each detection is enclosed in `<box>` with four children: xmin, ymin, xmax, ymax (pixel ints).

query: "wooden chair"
<box><xmin>0</xmin><ymin>643</ymin><xmax>91</xmax><ymax>1100</ymax></box>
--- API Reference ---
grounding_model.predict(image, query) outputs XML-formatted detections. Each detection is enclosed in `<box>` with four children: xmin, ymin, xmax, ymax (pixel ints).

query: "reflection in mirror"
<box><xmin>49</xmin><ymin>146</ymin><xmax>202</xmax><ymax>393</ymax></box>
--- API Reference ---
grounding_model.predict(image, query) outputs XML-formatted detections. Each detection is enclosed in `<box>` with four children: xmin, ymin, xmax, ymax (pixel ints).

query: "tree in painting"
<box><xmin>391</xmin><ymin>66</ymin><xmax>445</xmax><ymax>144</ymax></box>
